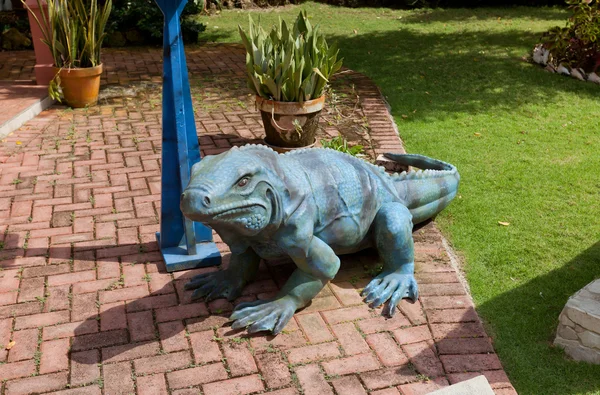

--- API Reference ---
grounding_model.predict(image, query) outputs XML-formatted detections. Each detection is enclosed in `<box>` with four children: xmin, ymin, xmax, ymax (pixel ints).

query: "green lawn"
<box><xmin>195</xmin><ymin>4</ymin><xmax>600</xmax><ymax>394</ymax></box>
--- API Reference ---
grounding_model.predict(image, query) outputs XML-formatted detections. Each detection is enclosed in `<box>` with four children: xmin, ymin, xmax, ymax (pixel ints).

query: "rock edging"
<box><xmin>555</xmin><ymin>278</ymin><xmax>600</xmax><ymax>364</ymax></box>
<box><xmin>531</xmin><ymin>44</ymin><xmax>600</xmax><ymax>84</ymax></box>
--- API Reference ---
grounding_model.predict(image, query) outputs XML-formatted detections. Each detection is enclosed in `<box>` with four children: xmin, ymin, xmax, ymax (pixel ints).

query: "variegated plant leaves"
<box><xmin>239</xmin><ymin>11</ymin><xmax>343</xmax><ymax>102</ymax></box>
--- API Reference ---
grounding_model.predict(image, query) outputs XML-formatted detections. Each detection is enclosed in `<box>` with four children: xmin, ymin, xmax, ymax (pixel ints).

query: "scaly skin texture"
<box><xmin>180</xmin><ymin>145</ymin><xmax>460</xmax><ymax>334</ymax></box>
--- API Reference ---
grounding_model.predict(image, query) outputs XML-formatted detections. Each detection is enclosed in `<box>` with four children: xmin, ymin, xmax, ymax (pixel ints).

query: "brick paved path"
<box><xmin>0</xmin><ymin>45</ymin><xmax>516</xmax><ymax>395</ymax></box>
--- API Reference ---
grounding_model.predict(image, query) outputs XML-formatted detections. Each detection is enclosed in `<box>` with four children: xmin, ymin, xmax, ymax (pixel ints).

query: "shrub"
<box><xmin>239</xmin><ymin>11</ymin><xmax>343</xmax><ymax>102</ymax></box>
<box><xmin>541</xmin><ymin>0</ymin><xmax>600</xmax><ymax>72</ymax></box>
<box><xmin>0</xmin><ymin>10</ymin><xmax>30</xmax><ymax>36</ymax></box>
<box><xmin>0</xmin><ymin>11</ymin><xmax>32</xmax><ymax>50</ymax></box>
<box><xmin>106</xmin><ymin>0</ymin><xmax>205</xmax><ymax>46</ymax></box>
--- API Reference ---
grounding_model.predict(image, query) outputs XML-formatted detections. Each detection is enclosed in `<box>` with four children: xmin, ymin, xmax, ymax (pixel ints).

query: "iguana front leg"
<box><xmin>185</xmin><ymin>248</ymin><xmax>260</xmax><ymax>302</ymax></box>
<box><xmin>230</xmin><ymin>236</ymin><xmax>340</xmax><ymax>334</ymax></box>
<box><xmin>362</xmin><ymin>202</ymin><xmax>419</xmax><ymax>316</ymax></box>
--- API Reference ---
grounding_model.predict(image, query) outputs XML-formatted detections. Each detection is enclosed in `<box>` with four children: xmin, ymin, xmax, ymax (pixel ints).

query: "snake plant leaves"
<box><xmin>239</xmin><ymin>11</ymin><xmax>343</xmax><ymax>102</ymax></box>
<box><xmin>22</xmin><ymin>0</ymin><xmax>112</xmax><ymax>69</ymax></box>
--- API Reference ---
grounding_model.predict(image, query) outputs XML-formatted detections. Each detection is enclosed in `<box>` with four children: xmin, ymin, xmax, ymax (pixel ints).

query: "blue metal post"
<box><xmin>154</xmin><ymin>0</ymin><xmax>221</xmax><ymax>272</ymax></box>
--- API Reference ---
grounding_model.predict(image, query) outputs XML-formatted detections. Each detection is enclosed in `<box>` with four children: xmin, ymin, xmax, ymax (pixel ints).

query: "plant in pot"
<box><xmin>540</xmin><ymin>0</ymin><xmax>600</xmax><ymax>74</ymax></box>
<box><xmin>239</xmin><ymin>11</ymin><xmax>342</xmax><ymax>151</ymax></box>
<box><xmin>23</xmin><ymin>0</ymin><xmax>112</xmax><ymax>108</ymax></box>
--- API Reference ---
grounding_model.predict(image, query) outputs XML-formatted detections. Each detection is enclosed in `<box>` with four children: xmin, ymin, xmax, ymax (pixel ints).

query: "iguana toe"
<box><xmin>205</xmin><ymin>283</ymin><xmax>230</xmax><ymax>302</ymax></box>
<box><xmin>186</xmin><ymin>270</ymin><xmax>246</xmax><ymax>302</ymax></box>
<box><xmin>364</xmin><ymin>272</ymin><xmax>419</xmax><ymax>316</ymax></box>
<box><xmin>247</xmin><ymin>312</ymin><xmax>278</xmax><ymax>333</ymax></box>
<box><xmin>370</xmin><ymin>285</ymin><xmax>394</xmax><ymax>308</ymax></box>
<box><xmin>361</xmin><ymin>278</ymin><xmax>382</xmax><ymax>299</ymax></box>
<box><xmin>230</xmin><ymin>297</ymin><xmax>296</xmax><ymax>335</ymax></box>
<box><xmin>184</xmin><ymin>272</ymin><xmax>214</xmax><ymax>290</ymax></box>
<box><xmin>191</xmin><ymin>285</ymin><xmax>211</xmax><ymax>301</ymax></box>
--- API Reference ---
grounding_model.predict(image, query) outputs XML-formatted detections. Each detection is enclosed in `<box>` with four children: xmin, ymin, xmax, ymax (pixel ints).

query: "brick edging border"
<box><xmin>341</xmin><ymin>67</ymin><xmax>516</xmax><ymax>393</ymax></box>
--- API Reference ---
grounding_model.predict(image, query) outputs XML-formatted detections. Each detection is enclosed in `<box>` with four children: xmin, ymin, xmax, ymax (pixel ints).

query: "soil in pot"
<box><xmin>54</xmin><ymin>64</ymin><xmax>103</xmax><ymax>108</ymax></box>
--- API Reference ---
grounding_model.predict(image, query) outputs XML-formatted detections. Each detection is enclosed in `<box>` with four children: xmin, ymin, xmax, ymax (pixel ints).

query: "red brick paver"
<box><xmin>0</xmin><ymin>45</ymin><xmax>515</xmax><ymax>395</ymax></box>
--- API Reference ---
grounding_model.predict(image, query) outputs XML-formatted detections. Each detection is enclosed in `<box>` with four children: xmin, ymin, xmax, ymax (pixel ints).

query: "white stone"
<box><xmin>542</xmin><ymin>48</ymin><xmax>549</xmax><ymax>65</ymax></box>
<box><xmin>555</xmin><ymin>337</ymin><xmax>600</xmax><ymax>364</ymax></box>
<box><xmin>555</xmin><ymin>337</ymin><xmax>582</xmax><ymax>349</ymax></box>
<box><xmin>579</xmin><ymin>289</ymin><xmax>600</xmax><ymax>302</ymax></box>
<box><xmin>567</xmin><ymin>289</ymin><xmax>600</xmax><ymax>316</ymax></box>
<box><xmin>580</xmin><ymin>331</ymin><xmax>600</xmax><ymax>350</ymax></box>
<box><xmin>570</xmin><ymin>68</ymin><xmax>585</xmax><ymax>81</ymax></box>
<box><xmin>587</xmin><ymin>279</ymin><xmax>600</xmax><ymax>295</ymax></box>
<box><xmin>565</xmin><ymin>281</ymin><xmax>600</xmax><ymax>331</ymax></box>
<box><xmin>557</xmin><ymin>64</ymin><xmax>570</xmax><ymax>75</ymax></box>
<box><xmin>556</xmin><ymin>279</ymin><xmax>600</xmax><ymax>364</ymax></box>
<box><xmin>429</xmin><ymin>375</ymin><xmax>495</xmax><ymax>395</ymax></box>
<box><xmin>575</xmin><ymin>324</ymin><xmax>586</xmax><ymax>333</ymax></box>
<box><xmin>566</xmin><ymin>307</ymin><xmax>594</xmax><ymax>332</ymax></box>
<box><xmin>558</xmin><ymin>325</ymin><xmax>579</xmax><ymax>340</ymax></box>
<box><xmin>560</xmin><ymin>312</ymin><xmax>575</xmax><ymax>328</ymax></box>
<box><xmin>588</xmin><ymin>73</ymin><xmax>600</xmax><ymax>84</ymax></box>
<box><xmin>532</xmin><ymin>44</ymin><xmax>547</xmax><ymax>65</ymax></box>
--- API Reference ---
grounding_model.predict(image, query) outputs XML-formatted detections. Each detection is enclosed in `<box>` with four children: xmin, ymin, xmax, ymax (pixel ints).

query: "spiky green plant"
<box><xmin>321</xmin><ymin>136</ymin><xmax>365</xmax><ymax>157</ymax></box>
<box><xmin>239</xmin><ymin>11</ymin><xmax>343</xmax><ymax>102</ymax></box>
<box><xmin>23</xmin><ymin>0</ymin><xmax>112</xmax><ymax>69</ymax></box>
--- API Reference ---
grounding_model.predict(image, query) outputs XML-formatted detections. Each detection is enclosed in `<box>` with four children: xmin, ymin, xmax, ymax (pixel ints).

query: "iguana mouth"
<box><xmin>209</xmin><ymin>202</ymin><xmax>266</xmax><ymax>219</ymax></box>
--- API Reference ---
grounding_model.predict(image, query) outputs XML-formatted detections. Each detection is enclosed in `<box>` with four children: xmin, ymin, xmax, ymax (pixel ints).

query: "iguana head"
<box><xmin>181</xmin><ymin>145</ymin><xmax>286</xmax><ymax>237</ymax></box>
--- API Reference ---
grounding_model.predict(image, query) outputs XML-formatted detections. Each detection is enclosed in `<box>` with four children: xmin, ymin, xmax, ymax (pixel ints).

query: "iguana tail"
<box><xmin>384</xmin><ymin>153</ymin><xmax>460</xmax><ymax>224</ymax></box>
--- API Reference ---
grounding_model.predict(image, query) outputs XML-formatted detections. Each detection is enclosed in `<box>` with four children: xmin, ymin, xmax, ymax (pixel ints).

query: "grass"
<box><xmin>195</xmin><ymin>3</ymin><xmax>600</xmax><ymax>394</ymax></box>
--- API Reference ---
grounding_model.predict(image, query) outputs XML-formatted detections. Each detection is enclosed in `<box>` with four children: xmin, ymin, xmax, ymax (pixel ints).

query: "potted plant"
<box><xmin>239</xmin><ymin>11</ymin><xmax>342</xmax><ymax>151</ymax></box>
<box><xmin>23</xmin><ymin>0</ymin><xmax>112</xmax><ymax>108</ymax></box>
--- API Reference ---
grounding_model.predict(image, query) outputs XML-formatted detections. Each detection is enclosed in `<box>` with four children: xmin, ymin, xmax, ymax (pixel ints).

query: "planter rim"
<box><xmin>53</xmin><ymin>64</ymin><xmax>103</xmax><ymax>78</ymax></box>
<box><xmin>256</xmin><ymin>95</ymin><xmax>325</xmax><ymax>115</ymax></box>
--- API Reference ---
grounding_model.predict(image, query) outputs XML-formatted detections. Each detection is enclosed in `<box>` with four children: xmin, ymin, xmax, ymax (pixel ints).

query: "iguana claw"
<box><xmin>185</xmin><ymin>271</ymin><xmax>244</xmax><ymax>302</ymax></box>
<box><xmin>229</xmin><ymin>297</ymin><xmax>296</xmax><ymax>335</ymax></box>
<box><xmin>362</xmin><ymin>272</ymin><xmax>418</xmax><ymax>317</ymax></box>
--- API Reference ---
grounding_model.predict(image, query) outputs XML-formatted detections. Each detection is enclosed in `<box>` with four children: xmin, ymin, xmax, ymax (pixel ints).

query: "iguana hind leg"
<box><xmin>362</xmin><ymin>202</ymin><xmax>419</xmax><ymax>317</ymax></box>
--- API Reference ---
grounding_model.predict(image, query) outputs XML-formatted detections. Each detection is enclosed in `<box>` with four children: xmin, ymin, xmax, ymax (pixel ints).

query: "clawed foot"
<box><xmin>184</xmin><ymin>271</ymin><xmax>244</xmax><ymax>302</ymax></box>
<box><xmin>229</xmin><ymin>297</ymin><xmax>297</xmax><ymax>335</ymax></box>
<box><xmin>362</xmin><ymin>271</ymin><xmax>418</xmax><ymax>317</ymax></box>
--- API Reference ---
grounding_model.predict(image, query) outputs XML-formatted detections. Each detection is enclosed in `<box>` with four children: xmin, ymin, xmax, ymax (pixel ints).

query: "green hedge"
<box><xmin>105</xmin><ymin>0</ymin><xmax>206</xmax><ymax>46</ymax></box>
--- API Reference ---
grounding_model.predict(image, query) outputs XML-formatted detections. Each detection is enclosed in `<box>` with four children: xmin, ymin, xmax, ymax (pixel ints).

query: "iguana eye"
<box><xmin>237</xmin><ymin>177</ymin><xmax>249</xmax><ymax>187</ymax></box>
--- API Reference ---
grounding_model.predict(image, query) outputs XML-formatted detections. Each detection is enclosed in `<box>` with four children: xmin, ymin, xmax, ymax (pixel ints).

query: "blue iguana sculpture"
<box><xmin>180</xmin><ymin>145</ymin><xmax>459</xmax><ymax>334</ymax></box>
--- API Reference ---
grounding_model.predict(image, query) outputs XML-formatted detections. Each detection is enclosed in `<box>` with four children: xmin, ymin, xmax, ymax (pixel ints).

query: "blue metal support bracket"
<box><xmin>154</xmin><ymin>0</ymin><xmax>221</xmax><ymax>272</ymax></box>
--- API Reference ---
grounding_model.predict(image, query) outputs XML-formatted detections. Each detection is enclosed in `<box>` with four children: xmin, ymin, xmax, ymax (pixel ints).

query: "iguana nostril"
<box><xmin>203</xmin><ymin>196</ymin><xmax>211</xmax><ymax>206</ymax></box>
<box><xmin>181</xmin><ymin>192</ymin><xmax>186</xmax><ymax>200</ymax></box>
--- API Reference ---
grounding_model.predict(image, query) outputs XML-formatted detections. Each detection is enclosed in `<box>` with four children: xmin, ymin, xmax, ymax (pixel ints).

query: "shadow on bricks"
<box><xmin>52</xmin><ymin>224</ymin><xmax>509</xmax><ymax>390</ymax></box>
<box><xmin>0</xmin><ymin>207</ymin><xmax>518</xmax><ymax>394</ymax></box>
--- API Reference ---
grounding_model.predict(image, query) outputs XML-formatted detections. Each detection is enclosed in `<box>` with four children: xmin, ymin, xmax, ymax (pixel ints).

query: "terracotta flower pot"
<box><xmin>256</xmin><ymin>95</ymin><xmax>325</xmax><ymax>150</ymax></box>
<box><xmin>53</xmin><ymin>64</ymin><xmax>103</xmax><ymax>108</ymax></box>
